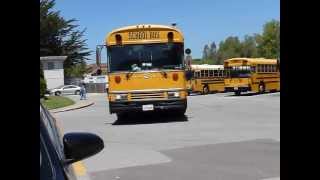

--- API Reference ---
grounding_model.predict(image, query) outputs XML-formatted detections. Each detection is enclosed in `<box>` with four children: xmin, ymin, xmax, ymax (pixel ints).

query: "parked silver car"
<box><xmin>49</xmin><ymin>85</ymin><xmax>81</xmax><ymax>96</ymax></box>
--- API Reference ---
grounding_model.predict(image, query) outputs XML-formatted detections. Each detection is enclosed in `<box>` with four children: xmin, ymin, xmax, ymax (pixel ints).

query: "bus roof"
<box><xmin>191</xmin><ymin>64</ymin><xmax>224</xmax><ymax>70</ymax></box>
<box><xmin>224</xmin><ymin>58</ymin><xmax>277</xmax><ymax>65</ymax></box>
<box><xmin>105</xmin><ymin>24</ymin><xmax>184</xmax><ymax>46</ymax></box>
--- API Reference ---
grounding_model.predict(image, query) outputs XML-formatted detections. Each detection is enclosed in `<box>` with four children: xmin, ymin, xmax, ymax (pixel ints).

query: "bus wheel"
<box><xmin>55</xmin><ymin>91</ymin><xmax>61</xmax><ymax>96</ymax></box>
<box><xmin>258</xmin><ymin>83</ymin><xmax>265</xmax><ymax>94</ymax></box>
<box><xmin>202</xmin><ymin>85</ymin><xmax>209</xmax><ymax>94</ymax></box>
<box><xmin>235</xmin><ymin>90</ymin><xmax>241</xmax><ymax>96</ymax></box>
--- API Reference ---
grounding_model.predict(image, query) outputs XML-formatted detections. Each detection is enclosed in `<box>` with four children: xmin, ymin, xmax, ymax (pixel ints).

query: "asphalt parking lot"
<box><xmin>55</xmin><ymin>92</ymin><xmax>280</xmax><ymax>180</ymax></box>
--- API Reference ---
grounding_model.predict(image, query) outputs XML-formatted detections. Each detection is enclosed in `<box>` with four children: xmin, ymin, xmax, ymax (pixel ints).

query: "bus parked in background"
<box><xmin>187</xmin><ymin>64</ymin><xmax>225</xmax><ymax>94</ymax></box>
<box><xmin>224</xmin><ymin>58</ymin><xmax>280</xmax><ymax>95</ymax></box>
<box><xmin>97</xmin><ymin>24</ymin><xmax>191</xmax><ymax>119</ymax></box>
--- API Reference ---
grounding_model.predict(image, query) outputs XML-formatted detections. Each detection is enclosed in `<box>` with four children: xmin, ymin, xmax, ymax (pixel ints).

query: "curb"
<box><xmin>50</xmin><ymin>101</ymin><xmax>94</xmax><ymax>113</ymax></box>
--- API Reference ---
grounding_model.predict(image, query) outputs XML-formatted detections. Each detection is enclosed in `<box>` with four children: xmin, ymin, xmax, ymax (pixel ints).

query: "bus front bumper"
<box><xmin>225</xmin><ymin>86</ymin><xmax>251</xmax><ymax>92</ymax></box>
<box><xmin>109</xmin><ymin>99</ymin><xmax>187</xmax><ymax>114</ymax></box>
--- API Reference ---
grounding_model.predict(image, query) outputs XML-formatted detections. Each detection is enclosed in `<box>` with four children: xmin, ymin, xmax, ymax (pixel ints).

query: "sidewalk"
<box><xmin>50</xmin><ymin>99</ymin><xmax>94</xmax><ymax>113</ymax></box>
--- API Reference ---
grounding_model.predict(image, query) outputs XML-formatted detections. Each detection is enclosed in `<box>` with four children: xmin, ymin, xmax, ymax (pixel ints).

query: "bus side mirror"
<box><xmin>185</xmin><ymin>70</ymin><xmax>193</xmax><ymax>80</ymax></box>
<box><xmin>185</xmin><ymin>48</ymin><xmax>191</xmax><ymax>55</ymax></box>
<box><xmin>96</xmin><ymin>45</ymin><xmax>106</xmax><ymax>67</ymax></box>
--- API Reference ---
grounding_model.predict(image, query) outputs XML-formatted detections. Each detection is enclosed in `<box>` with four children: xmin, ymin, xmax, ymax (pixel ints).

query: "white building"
<box><xmin>40</xmin><ymin>56</ymin><xmax>67</xmax><ymax>89</ymax></box>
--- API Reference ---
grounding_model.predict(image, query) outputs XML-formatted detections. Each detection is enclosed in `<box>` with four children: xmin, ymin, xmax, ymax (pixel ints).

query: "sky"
<box><xmin>54</xmin><ymin>0</ymin><xmax>279</xmax><ymax>63</ymax></box>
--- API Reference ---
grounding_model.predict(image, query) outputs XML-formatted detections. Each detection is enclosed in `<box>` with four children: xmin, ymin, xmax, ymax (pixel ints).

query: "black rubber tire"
<box><xmin>258</xmin><ymin>83</ymin><xmax>265</xmax><ymax>94</ymax></box>
<box><xmin>202</xmin><ymin>85</ymin><xmax>209</xmax><ymax>94</ymax></box>
<box><xmin>55</xmin><ymin>91</ymin><xmax>61</xmax><ymax>96</ymax></box>
<box><xmin>75</xmin><ymin>90</ymin><xmax>80</xmax><ymax>95</ymax></box>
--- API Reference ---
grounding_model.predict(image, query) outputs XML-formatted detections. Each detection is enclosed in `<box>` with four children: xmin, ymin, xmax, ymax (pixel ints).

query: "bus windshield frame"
<box><xmin>107</xmin><ymin>43</ymin><xmax>184</xmax><ymax>72</ymax></box>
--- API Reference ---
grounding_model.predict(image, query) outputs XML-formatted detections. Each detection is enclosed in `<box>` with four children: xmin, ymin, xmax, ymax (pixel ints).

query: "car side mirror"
<box><xmin>63</xmin><ymin>132</ymin><xmax>104</xmax><ymax>165</ymax></box>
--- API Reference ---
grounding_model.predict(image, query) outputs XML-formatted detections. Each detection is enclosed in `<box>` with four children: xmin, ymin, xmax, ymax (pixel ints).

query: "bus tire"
<box><xmin>235</xmin><ymin>90</ymin><xmax>241</xmax><ymax>96</ymax></box>
<box><xmin>55</xmin><ymin>91</ymin><xmax>61</xmax><ymax>96</ymax></box>
<box><xmin>202</xmin><ymin>85</ymin><xmax>209</xmax><ymax>94</ymax></box>
<box><xmin>258</xmin><ymin>83</ymin><xmax>265</xmax><ymax>94</ymax></box>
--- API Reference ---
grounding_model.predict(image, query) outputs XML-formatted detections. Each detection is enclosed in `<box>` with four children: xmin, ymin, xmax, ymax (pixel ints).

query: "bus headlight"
<box><xmin>115</xmin><ymin>94</ymin><xmax>128</xmax><ymax>101</ymax></box>
<box><xmin>168</xmin><ymin>91</ymin><xmax>180</xmax><ymax>98</ymax></box>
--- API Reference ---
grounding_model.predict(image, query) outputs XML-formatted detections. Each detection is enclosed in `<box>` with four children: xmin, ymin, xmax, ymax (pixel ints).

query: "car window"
<box><xmin>40</xmin><ymin>105</ymin><xmax>65</xmax><ymax>158</ymax></box>
<box><xmin>40</xmin><ymin>134</ymin><xmax>56</xmax><ymax>180</ymax></box>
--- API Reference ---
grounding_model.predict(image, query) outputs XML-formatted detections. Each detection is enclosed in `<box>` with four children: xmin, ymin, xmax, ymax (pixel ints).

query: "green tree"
<box><xmin>202</xmin><ymin>44</ymin><xmax>210</xmax><ymax>60</ymax></box>
<box><xmin>40</xmin><ymin>0</ymin><xmax>91</xmax><ymax>77</ymax></box>
<box><xmin>256</xmin><ymin>20</ymin><xmax>280</xmax><ymax>58</ymax></box>
<box><xmin>217</xmin><ymin>36</ymin><xmax>241</xmax><ymax>64</ymax></box>
<box><xmin>240</xmin><ymin>35</ymin><xmax>258</xmax><ymax>57</ymax></box>
<box><xmin>210</xmin><ymin>41</ymin><xmax>218</xmax><ymax>64</ymax></box>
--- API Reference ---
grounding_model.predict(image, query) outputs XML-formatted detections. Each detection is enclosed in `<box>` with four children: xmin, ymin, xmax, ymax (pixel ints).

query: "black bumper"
<box><xmin>225</xmin><ymin>87</ymin><xmax>250</xmax><ymax>92</ymax></box>
<box><xmin>109</xmin><ymin>99</ymin><xmax>187</xmax><ymax>114</ymax></box>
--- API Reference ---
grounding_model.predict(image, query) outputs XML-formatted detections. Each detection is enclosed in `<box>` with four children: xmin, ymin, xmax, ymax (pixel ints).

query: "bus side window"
<box><xmin>214</xmin><ymin>70</ymin><xmax>218</xmax><ymax>77</ymax></box>
<box><xmin>251</xmin><ymin>66</ymin><xmax>256</xmax><ymax>73</ymax></box>
<box><xmin>266</xmin><ymin>65</ymin><xmax>268</xmax><ymax>72</ymax></box>
<box><xmin>200</xmin><ymin>70</ymin><xmax>205</xmax><ymax>78</ymax></box>
<box><xmin>209</xmin><ymin>70</ymin><xmax>214</xmax><ymax>77</ymax></box>
<box><xmin>269</xmin><ymin>65</ymin><xmax>272</xmax><ymax>72</ymax></box>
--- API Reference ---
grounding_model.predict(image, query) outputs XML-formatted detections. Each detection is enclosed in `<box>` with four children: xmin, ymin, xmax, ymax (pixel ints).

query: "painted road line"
<box><xmin>73</xmin><ymin>161</ymin><xmax>87</xmax><ymax>176</ymax></box>
<box><xmin>52</xmin><ymin>114</ymin><xmax>89</xmax><ymax>179</ymax></box>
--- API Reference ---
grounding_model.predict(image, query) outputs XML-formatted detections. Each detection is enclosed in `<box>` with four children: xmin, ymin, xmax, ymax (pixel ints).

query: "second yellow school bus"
<box><xmin>224</xmin><ymin>58</ymin><xmax>280</xmax><ymax>95</ymax></box>
<box><xmin>103</xmin><ymin>24</ymin><xmax>189</xmax><ymax>119</ymax></box>
<box><xmin>187</xmin><ymin>64</ymin><xmax>225</xmax><ymax>94</ymax></box>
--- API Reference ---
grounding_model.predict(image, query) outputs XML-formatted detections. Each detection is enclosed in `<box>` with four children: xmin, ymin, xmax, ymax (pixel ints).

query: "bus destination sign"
<box><xmin>128</xmin><ymin>31</ymin><xmax>160</xmax><ymax>40</ymax></box>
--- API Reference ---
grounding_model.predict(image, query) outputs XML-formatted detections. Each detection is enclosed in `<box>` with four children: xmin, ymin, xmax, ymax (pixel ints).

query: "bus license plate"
<box><xmin>142</xmin><ymin>104</ymin><xmax>154</xmax><ymax>111</ymax></box>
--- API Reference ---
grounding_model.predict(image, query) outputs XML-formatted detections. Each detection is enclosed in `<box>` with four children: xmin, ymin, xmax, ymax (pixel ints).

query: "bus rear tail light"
<box><xmin>115</xmin><ymin>76</ymin><xmax>121</xmax><ymax>83</ymax></box>
<box><xmin>173</xmin><ymin>73</ymin><xmax>179</xmax><ymax>81</ymax></box>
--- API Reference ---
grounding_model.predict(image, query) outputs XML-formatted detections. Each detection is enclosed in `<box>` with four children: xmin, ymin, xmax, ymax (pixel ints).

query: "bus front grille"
<box><xmin>130</xmin><ymin>92</ymin><xmax>166</xmax><ymax>101</ymax></box>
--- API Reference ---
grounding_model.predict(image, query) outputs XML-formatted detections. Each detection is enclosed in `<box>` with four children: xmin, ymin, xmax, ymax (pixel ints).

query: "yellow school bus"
<box><xmin>224</xmin><ymin>58</ymin><xmax>280</xmax><ymax>95</ymax></box>
<box><xmin>187</xmin><ymin>64</ymin><xmax>225</xmax><ymax>94</ymax></box>
<box><xmin>101</xmin><ymin>24</ymin><xmax>190</xmax><ymax>119</ymax></box>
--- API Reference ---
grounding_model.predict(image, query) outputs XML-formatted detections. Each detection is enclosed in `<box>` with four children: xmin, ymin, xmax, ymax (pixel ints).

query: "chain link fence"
<box><xmin>65</xmin><ymin>77</ymin><xmax>107</xmax><ymax>93</ymax></box>
<box><xmin>84</xmin><ymin>83</ymin><xmax>107</xmax><ymax>93</ymax></box>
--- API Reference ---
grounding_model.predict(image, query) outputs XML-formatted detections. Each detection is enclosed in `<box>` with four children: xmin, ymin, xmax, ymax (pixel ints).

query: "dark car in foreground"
<box><xmin>40</xmin><ymin>104</ymin><xmax>104</xmax><ymax>180</ymax></box>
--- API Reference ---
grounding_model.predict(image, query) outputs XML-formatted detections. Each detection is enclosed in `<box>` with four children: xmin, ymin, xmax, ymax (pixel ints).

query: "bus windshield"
<box><xmin>107</xmin><ymin>43</ymin><xmax>184</xmax><ymax>72</ymax></box>
<box><xmin>225</xmin><ymin>66</ymin><xmax>252</xmax><ymax>78</ymax></box>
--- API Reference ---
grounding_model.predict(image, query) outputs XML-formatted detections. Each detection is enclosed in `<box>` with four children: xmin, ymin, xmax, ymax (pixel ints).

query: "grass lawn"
<box><xmin>41</xmin><ymin>96</ymin><xmax>75</xmax><ymax>110</ymax></box>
